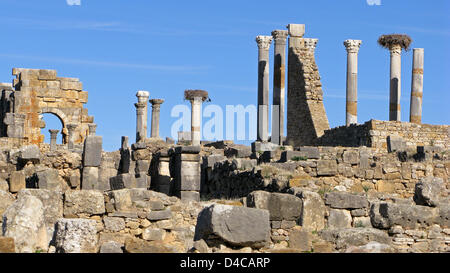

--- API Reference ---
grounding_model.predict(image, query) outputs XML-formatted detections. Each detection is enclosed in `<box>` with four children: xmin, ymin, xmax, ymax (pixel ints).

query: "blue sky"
<box><xmin>0</xmin><ymin>0</ymin><xmax>449</xmax><ymax>151</ymax></box>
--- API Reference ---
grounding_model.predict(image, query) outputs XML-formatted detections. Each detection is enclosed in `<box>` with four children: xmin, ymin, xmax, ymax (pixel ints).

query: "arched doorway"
<box><xmin>39</xmin><ymin>112</ymin><xmax>67</xmax><ymax>145</ymax></box>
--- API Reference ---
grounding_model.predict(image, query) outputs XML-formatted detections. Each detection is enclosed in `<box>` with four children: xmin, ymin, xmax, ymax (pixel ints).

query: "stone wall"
<box><xmin>0</xmin><ymin>68</ymin><xmax>93</xmax><ymax>145</ymax></box>
<box><xmin>315</xmin><ymin>119</ymin><xmax>449</xmax><ymax>150</ymax></box>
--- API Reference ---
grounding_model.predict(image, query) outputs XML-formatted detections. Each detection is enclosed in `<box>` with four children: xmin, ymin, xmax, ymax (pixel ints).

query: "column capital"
<box><xmin>256</xmin><ymin>35</ymin><xmax>273</xmax><ymax>50</ymax></box>
<box><xmin>389</xmin><ymin>44</ymin><xmax>402</xmax><ymax>55</ymax></box>
<box><xmin>343</xmin><ymin>39</ymin><xmax>362</xmax><ymax>53</ymax></box>
<box><xmin>304</xmin><ymin>38</ymin><xmax>318</xmax><ymax>51</ymax></box>
<box><xmin>271</xmin><ymin>30</ymin><xmax>289</xmax><ymax>43</ymax></box>
<box><xmin>88</xmin><ymin>123</ymin><xmax>97</xmax><ymax>135</ymax></box>
<box><xmin>150</xmin><ymin>98</ymin><xmax>165</xmax><ymax>106</ymax></box>
<box><xmin>49</xmin><ymin>129</ymin><xmax>60</xmax><ymax>135</ymax></box>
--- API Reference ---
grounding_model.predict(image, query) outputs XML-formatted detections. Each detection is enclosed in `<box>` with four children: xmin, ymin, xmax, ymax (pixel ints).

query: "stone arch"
<box><xmin>39</xmin><ymin>107</ymin><xmax>69</xmax><ymax>144</ymax></box>
<box><xmin>1</xmin><ymin>68</ymin><xmax>94</xmax><ymax>145</ymax></box>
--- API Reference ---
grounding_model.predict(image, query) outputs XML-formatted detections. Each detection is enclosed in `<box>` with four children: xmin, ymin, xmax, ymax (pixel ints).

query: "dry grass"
<box><xmin>377</xmin><ymin>34</ymin><xmax>412</xmax><ymax>51</ymax></box>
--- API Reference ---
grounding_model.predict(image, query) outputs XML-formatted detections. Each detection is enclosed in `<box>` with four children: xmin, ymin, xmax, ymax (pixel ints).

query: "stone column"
<box><xmin>88</xmin><ymin>123</ymin><xmax>97</xmax><ymax>136</ymax></box>
<box><xmin>66</xmin><ymin>124</ymin><xmax>77</xmax><ymax>150</ymax></box>
<box><xmin>389</xmin><ymin>44</ymin><xmax>402</xmax><ymax>121</ymax></box>
<box><xmin>185</xmin><ymin>90</ymin><xmax>208</xmax><ymax>146</ymax></box>
<box><xmin>256</xmin><ymin>35</ymin><xmax>273</xmax><ymax>142</ymax></box>
<box><xmin>271</xmin><ymin>30</ymin><xmax>288</xmax><ymax>145</ymax></box>
<box><xmin>49</xmin><ymin>129</ymin><xmax>59</xmax><ymax>151</ymax></box>
<box><xmin>343</xmin><ymin>39</ymin><xmax>362</xmax><ymax>126</ymax></box>
<box><xmin>149</xmin><ymin>99</ymin><xmax>164</xmax><ymax>138</ymax></box>
<box><xmin>410</xmin><ymin>48</ymin><xmax>424</xmax><ymax>124</ymax></box>
<box><xmin>135</xmin><ymin>90</ymin><xmax>150</xmax><ymax>142</ymax></box>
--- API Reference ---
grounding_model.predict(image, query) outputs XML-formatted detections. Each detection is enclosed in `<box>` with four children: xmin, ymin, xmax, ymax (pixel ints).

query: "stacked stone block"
<box><xmin>172</xmin><ymin>146</ymin><xmax>201</xmax><ymax>201</ymax></box>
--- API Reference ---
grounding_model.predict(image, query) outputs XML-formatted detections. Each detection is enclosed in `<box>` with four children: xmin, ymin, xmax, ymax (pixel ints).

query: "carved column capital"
<box><xmin>344</xmin><ymin>39</ymin><xmax>362</xmax><ymax>53</ymax></box>
<box><xmin>389</xmin><ymin>44</ymin><xmax>402</xmax><ymax>55</ymax></box>
<box><xmin>304</xmin><ymin>38</ymin><xmax>318</xmax><ymax>51</ymax></box>
<box><xmin>271</xmin><ymin>30</ymin><xmax>289</xmax><ymax>45</ymax></box>
<box><xmin>256</xmin><ymin>35</ymin><xmax>273</xmax><ymax>50</ymax></box>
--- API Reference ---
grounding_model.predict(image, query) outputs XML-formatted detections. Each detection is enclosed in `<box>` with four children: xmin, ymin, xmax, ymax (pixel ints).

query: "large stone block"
<box><xmin>194</xmin><ymin>204</ymin><xmax>270</xmax><ymax>248</ymax></box>
<box><xmin>179</xmin><ymin>191</ymin><xmax>200</xmax><ymax>202</ymax></box>
<box><xmin>370</xmin><ymin>202</ymin><xmax>438</xmax><ymax>229</ymax></box>
<box><xmin>324</xmin><ymin>192</ymin><xmax>369</xmax><ymax>209</ymax></box>
<box><xmin>9</xmin><ymin>171</ymin><xmax>25</xmax><ymax>193</ymax></box>
<box><xmin>83</xmin><ymin>136</ymin><xmax>102</xmax><ymax>167</ymax></box>
<box><xmin>17</xmin><ymin>189</ymin><xmax>63</xmax><ymax>243</ymax></box>
<box><xmin>298</xmin><ymin>147</ymin><xmax>320</xmax><ymax>159</ymax></box>
<box><xmin>224</xmin><ymin>145</ymin><xmax>252</xmax><ymax>158</ymax></box>
<box><xmin>36</xmin><ymin>168</ymin><xmax>61</xmax><ymax>190</ymax></box>
<box><xmin>289</xmin><ymin>189</ymin><xmax>326</xmax><ymax>231</ymax></box>
<box><xmin>110</xmin><ymin>173</ymin><xmax>136</xmax><ymax>190</ymax></box>
<box><xmin>147</xmin><ymin>209</ymin><xmax>172</xmax><ymax>221</ymax></box>
<box><xmin>387</xmin><ymin>135</ymin><xmax>406</xmax><ymax>153</ymax></box>
<box><xmin>54</xmin><ymin>219</ymin><xmax>98</xmax><ymax>253</ymax></box>
<box><xmin>81</xmin><ymin>166</ymin><xmax>99</xmax><ymax>190</ymax></box>
<box><xmin>18</xmin><ymin>145</ymin><xmax>41</xmax><ymax>163</ymax></box>
<box><xmin>317</xmin><ymin>160</ymin><xmax>338</xmax><ymax>176</ymax></box>
<box><xmin>320</xmin><ymin>228</ymin><xmax>391</xmax><ymax>250</ymax></box>
<box><xmin>413</xmin><ymin>176</ymin><xmax>444</xmax><ymax>207</ymax></box>
<box><xmin>289</xmin><ymin>228</ymin><xmax>311</xmax><ymax>252</ymax></box>
<box><xmin>343</xmin><ymin>150</ymin><xmax>359</xmax><ymax>164</ymax></box>
<box><xmin>2</xmin><ymin>195</ymin><xmax>48</xmax><ymax>253</ymax></box>
<box><xmin>103</xmin><ymin>217</ymin><xmax>125</xmax><ymax>232</ymax></box>
<box><xmin>247</xmin><ymin>191</ymin><xmax>302</xmax><ymax>221</ymax></box>
<box><xmin>327</xmin><ymin>209</ymin><xmax>352</xmax><ymax>229</ymax></box>
<box><xmin>64</xmin><ymin>190</ymin><xmax>105</xmax><ymax>216</ymax></box>
<box><xmin>0</xmin><ymin>190</ymin><xmax>15</xmax><ymax>220</ymax></box>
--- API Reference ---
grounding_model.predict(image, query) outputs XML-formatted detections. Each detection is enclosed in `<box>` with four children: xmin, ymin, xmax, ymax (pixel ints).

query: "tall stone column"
<box><xmin>410</xmin><ymin>48</ymin><xmax>424</xmax><ymax>124</ymax></box>
<box><xmin>256</xmin><ymin>35</ymin><xmax>273</xmax><ymax>142</ymax></box>
<box><xmin>49</xmin><ymin>129</ymin><xmax>59</xmax><ymax>151</ymax></box>
<box><xmin>149</xmin><ymin>99</ymin><xmax>164</xmax><ymax>139</ymax></box>
<box><xmin>343</xmin><ymin>39</ymin><xmax>362</xmax><ymax>126</ymax></box>
<box><xmin>66</xmin><ymin>124</ymin><xmax>77</xmax><ymax>150</ymax></box>
<box><xmin>271</xmin><ymin>30</ymin><xmax>288</xmax><ymax>145</ymax></box>
<box><xmin>185</xmin><ymin>90</ymin><xmax>208</xmax><ymax>146</ymax></box>
<box><xmin>135</xmin><ymin>90</ymin><xmax>150</xmax><ymax>142</ymax></box>
<box><xmin>389</xmin><ymin>44</ymin><xmax>402</xmax><ymax>121</ymax></box>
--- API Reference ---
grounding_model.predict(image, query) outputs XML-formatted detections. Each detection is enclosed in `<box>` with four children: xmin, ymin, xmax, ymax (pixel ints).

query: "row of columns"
<box><xmin>48</xmin><ymin>123</ymin><xmax>97</xmax><ymax>151</ymax></box>
<box><xmin>343</xmin><ymin>41</ymin><xmax>424</xmax><ymax>125</ymax></box>
<box><xmin>134</xmin><ymin>91</ymin><xmax>165</xmax><ymax>143</ymax></box>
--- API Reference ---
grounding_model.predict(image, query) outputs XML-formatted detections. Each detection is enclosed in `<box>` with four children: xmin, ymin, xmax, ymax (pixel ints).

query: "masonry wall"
<box><xmin>315</xmin><ymin>120</ymin><xmax>450</xmax><ymax>150</ymax></box>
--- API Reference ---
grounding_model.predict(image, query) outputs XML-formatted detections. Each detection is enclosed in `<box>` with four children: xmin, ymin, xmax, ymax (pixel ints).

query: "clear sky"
<box><xmin>0</xmin><ymin>0</ymin><xmax>449</xmax><ymax>151</ymax></box>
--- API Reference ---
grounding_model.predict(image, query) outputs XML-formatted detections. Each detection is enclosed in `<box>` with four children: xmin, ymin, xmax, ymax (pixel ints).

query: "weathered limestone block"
<box><xmin>247</xmin><ymin>191</ymin><xmax>302</xmax><ymax>221</ymax></box>
<box><xmin>231</xmin><ymin>158</ymin><xmax>257</xmax><ymax>170</ymax></box>
<box><xmin>328</xmin><ymin>209</ymin><xmax>352</xmax><ymax>228</ymax></box>
<box><xmin>251</xmin><ymin>141</ymin><xmax>279</xmax><ymax>153</ymax></box>
<box><xmin>2</xmin><ymin>195</ymin><xmax>48</xmax><ymax>253</ymax></box>
<box><xmin>36</xmin><ymin>168</ymin><xmax>61</xmax><ymax>190</ymax></box>
<box><xmin>320</xmin><ymin>228</ymin><xmax>391</xmax><ymax>250</ymax></box>
<box><xmin>224</xmin><ymin>145</ymin><xmax>252</xmax><ymax>158</ymax></box>
<box><xmin>194</xmin><ymin>204</ymin><xmax>270</xmax><ymax>248</ymax></box>
<box><xmin>0</xmin><ymin>190</ymin><xmax>15</xmax><ymax>219</ymax></box>
<box><xmin>204</xmin><ymin>154</ymin><xmax>227</xmax><ymax>168</ymax></box>
<box><xmin>83</xmin><ymin>136</ymin><xmax>102</xmax><ymax>167</ymax></box>
<box><xmin>370</xmin><ymin>202</ymin><xmax>438</xmax><ymax>229</ymax></box>
<box><xmin>289</xmin><ymin>228</ymin><xmax>311</xmax><ymax>252</ymax></box>
<box><xmin>413</xmin><ymin>176</ymin><xmax>444</xmax><ymax>207</ymax></box>
<box><xmin>179</xmin><ymin>161</ymin><xmax>201</xmax><ymax>191</ymax></box>
<box><xmin>179</xmin><ymin>191</ymin><xmax>200</xmax><ymax>202</ymax></box>
<box><xmin>289</xmin><ymin>188</ymin><xmax>326</xmax><ymax>231</ymax></box>
<box><xmin>0</xmin><ymin>179</ymin><xmax>9</xmax><ymax>192</ymax></box>
<box><xmin>103</xmin><ymin>217</ymin><xmax>125</xmax><ymax>232</ymax></box>
<box><xmin>135</xmin><ymin>172</ymin><xmax>150</xmax><ymax>189</ymax></box>
<box><xmin>9</xmin><ymin>171</ymin><xmax>25</xmax><ymax>193</ymax></box>
<box><xmin>108</xmin><ymin>189</ymin><xmax>133</xmax><ymax>212</ymax></box>
<box><xmin>343</xmin><ymin>150</ymin><xmax>359</xmax><ymax>164</ymax></box>
<box><xmin>63</xmin><ymin>190</ymin><xmax>105</xmax><ymax>216</ymax></box>
<box><xmin>324</xmin><ymin>192</ymin><xmax>369</xmax><ymax>209</ymax></box>
<box><xmin>147</xmin><ymin>209</ymin><xmax>172</xmax><ymax>221</ymax></box>
<box><xmin>0</xmin><ymin>237</ymin><xmax>15</xmax><ymax>253</ymax></box>
<box><xmin>124</xmin><ymin>237</ymin><xmax>177</xmax><ymax>253</ymax></box>
<box><xmin>437</xmin><ymin>204</ymin><xmax>449</xmax><ymax>227</ymax></box>
<box><xmin>81</xmin><ymin>166</ymin><xmax>99</xmax><ymax>190</ymax></box>
<box><xmin>142</xmin><ymin>228</ymin><xmax>166</xmax><ymax>241</ymax></box>
<box><xmin>387</xmin><ymin>135</ymin><xmax>406</xmax><ymax>152</ymax></box>
<box><xmin>317</xmin><ymin>160</ymin><xmax>338</xmax><ymax>176</ymax></box>
<box><xmin>17</xmin><ymin>189</ymin><xmax>63</xmax><ymax>243</ymax></box>
<box><xmin>353</xmin><ymin>216</ymin><xmax>372</xmax><ymax>228</ymax></box>
<box><xmin>100</xmin><ymin>241</ymin><xmax>123</xmax><ymax>253</ymax></box>
<box><xmin>54</xmin><ymin>218</ymin><xmax>98</xmax><ymax>253</ymax></box>
<box><xmin>17</xmin><ymin>145</ymin><xmax>41</xmax><ymax>163</ymax></box>
<box><xmin>110</xmin><ymin>173</ymin><xmax>136</xmax><ymax>190</ymax></box>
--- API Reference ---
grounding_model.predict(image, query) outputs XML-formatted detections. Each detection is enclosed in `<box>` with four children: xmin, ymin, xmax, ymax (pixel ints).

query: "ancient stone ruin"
<box><xmin>0</xmin><ymin>23</ymin><xmax>448</xmax><ymax>254</ymax></box>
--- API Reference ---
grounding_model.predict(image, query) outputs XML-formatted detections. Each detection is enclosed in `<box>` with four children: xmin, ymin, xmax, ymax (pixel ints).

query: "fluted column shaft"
<box><xmin>135</xmin><ymin>91</ymin><xmax>149</xmax><ymax>142</ymax></box>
